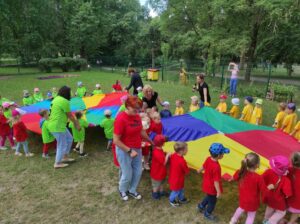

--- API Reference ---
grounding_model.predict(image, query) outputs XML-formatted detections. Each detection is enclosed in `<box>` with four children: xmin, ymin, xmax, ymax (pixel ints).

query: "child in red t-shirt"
<box><xmin>150</xmin><ymin>135</ymin><xmax>170</xmax><ymax>200</ymax></box>
<box><xmin>197</xmin><ymin>143</ymin><xmax>230</xmax><ymax>221</ymax></box>
<box><xmin>168</xmin><ymin>142</ymin><xmax>189</xmax><ymax>207</ymax></box>
<box><xmin>12</xmin><ymin>110</ymin><xmax>34</xmax><ymax>157</ymax></box>
<box><xmin>0</xmin><ymin>105</ymin><xmax>15</xmax><ymax>150</ymax></box>
<box><xmin>149</xmin><ymin>112</ymin><xmax>163</xmax><ymax>135</ymax></box>
<box><xmin>112</xmin><ymin>80</ymin><xmax>122</xmax><ymax>92</ymax></box>
<box><xmin>286</xmin><ymin>152</ymin><xmax>300</xmax><ymax>224</ymax></box>
<box><xmin>262</xmin><ymin>155</ymin><xmax>292</xmax><ymax>224</ymax></box>
<box><xmin>230</xmin><ymin>153</ymin><xmax>270</xmax><ymax>224</ymax></box>
<box><xmin>140</xmin><ymin>113</ymin><xmax>151</xmax><ymax>170</ymax></box>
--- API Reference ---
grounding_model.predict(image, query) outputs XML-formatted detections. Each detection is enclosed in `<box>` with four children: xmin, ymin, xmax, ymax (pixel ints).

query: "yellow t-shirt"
<box><xmin>230</xmin><ymin>105</ymin><xmax>240</xmax><ymax>119</ymax></box>
<box><xmin>282</xmin><ymin>113</ymin><xmax>298</xmax><ymax>134</ymax></box>
<box><xmin>274</xmin><ymin>111</ymin><xmax>286</xmax><ymax>129</ymax></box>
<box><xmin>216</xmin><ymin>102</ymin><xmax>227</xmax><ymax>113</ymax></box>
<box><xmin>175</xmin><ymin>107</ymin><xmax>185</xmax><ymax>115</ymax></box>
<box><xmin>293</xmin><ymin>121</ymin><xmax>300</xmax><ymax>140</ymax></box>
<box><xmin>250</xmin><ymin>107</ymin><xmax>263</xmax><ymax>125</ymax></box>
<box><xmin>241</xmin><ymin>104</ymin><xmax>253</xmax><ymax>123</ymax></box>
<box><xmin>190</xmin><ymin>104</ymin><xmax>200</xmax><ymax>112</ymax></box>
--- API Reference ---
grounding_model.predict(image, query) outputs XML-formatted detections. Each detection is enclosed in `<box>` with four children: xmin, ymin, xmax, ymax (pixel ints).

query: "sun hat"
<box><xmin>191</xmin><ymin>96</ymin><xmax>199</xmax><ymax>101</ymax></box>
<box><xmin>287</xmin><ymin>103</ymin><xmax>296</xmax><ymax>111</ymax></box>
<box><xmin>162</xmin><ymin>101</ymin><xmax>170</xmax><ymax>106</ymax></box>
<box><xmin>104</xmin><ymin>109</ymin><xmax>112</xmax><ymax>116</ymax></box>
<box><xmin>120</xmin><ymin>95</ymin><xmax>128</xmax><ymax>103</ymax></box>
<box><xmin>154</xmin><ymin>135</ymin><xmax>167</xmax><ymax>147</ymax></box>
<box><xmin>231</xmin><ymin>98</ymin><xmax>240</xmax><ymax>105</ymax></box>
<box><xmin>2</xmin><ymin>102</ymin><xmax>10</xmax><ymax>108</ymax></box>
<box><xmin>219</xmin><ymin>94</ymin><xmax>227</xmax><ymax>100</ymax></box>
<box><xmin>95</xmin><ymin>84</ymin><xmax>101</xmax><ymax>88</ymax></box>
<box><xmin>12</xmin><ymin>109</ymin><xmax>20</xmax><ymax>117</ymax></box>
<box><xmin>269</xmin><ymin>155</ymin><xmax>289</xmax><ymax>176</ymax></box>
<box><xmin>209</xmin><ymin>143</ymin><xmax>230</xmax><ymax>155</ymax></box>
<box><xmin>77</xmin><ymin>81</ymin><xmax>83</xmax><ymax>87</ymax></box>
<box><xmin>34</xmin><ymin>87</ymin><xmax>40</xmax><ymax>92</ymax></box>
<box><xmin>23</xmin><ymin>90</ymin><xmax>30</xmax><ymax>97</ymax></box>
<box><xmin>137</xmin><ymin>86</ymin><xmax>143</xmax><ymax>91</ymax></box>
<box><xmin>256</xmin><ymin>99</ymin><xmax>263</xmax><ymax>105</ymax></box>
<box><xmin>245</xmin><ymin>96</ymin><xmax>253</xmax><ymax>103</ymax></box>
<box><xmin>47</xmin><ymin>91</ymin><xmax>52</xmax><ymax>98</ymax></box>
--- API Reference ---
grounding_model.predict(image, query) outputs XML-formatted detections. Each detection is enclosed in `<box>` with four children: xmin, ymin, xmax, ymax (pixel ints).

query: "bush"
<box><xmin>39</xmin><ymin>58</ymin><xmax>53</xmax><ymax>73</ymax></box>
<box><xmin>53</xmin><ymin>57</ymin><xmax>73</xmax><ymax>72</ymax></box>
<box><xmin>238</xmin><ymin>85</ymin><xmax>265</xmax><ymax>98</ymax></box>
<box><xmin>72</xmin><ymin>58</ymin><xmax>87</xmax><ymax>71</ymax></box>
<box><xmin>38</xmin><ymin>57</ymin><xmax>88</xmax><ymax>72</ymax></box>
<box><xmin>271</xmin><ymin>82</ymin><xmax>296</xmax><ymax>101</ymax></box>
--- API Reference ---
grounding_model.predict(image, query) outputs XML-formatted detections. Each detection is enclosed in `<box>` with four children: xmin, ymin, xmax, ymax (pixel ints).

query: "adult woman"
<box><xmin>113</xmin><ymin>96</ymin><xmax>153</xmax><ymax>201</ymax></box>
<box><xmin>47</xmin><ymin>86</ymin><xmax>80</xmax><ymax>169</ymax></box>
<box><xmin>228</xmin><ymin>62</ymin><xmax>239</xmax><ymax>97</ymax></box>
<box><xmin>142</xmin><ymin>85</ymin><xmax>163</xmax><ymax>110</ymax></box>
<box><xmin>125</xmin><ymin>68</ymin><xmax>144</xmax><ymax>95</ymax></box>
<box><xmin>193</xmin><ymin>74</ymin><xmax>211</xmax><ymax>107</ymax></box>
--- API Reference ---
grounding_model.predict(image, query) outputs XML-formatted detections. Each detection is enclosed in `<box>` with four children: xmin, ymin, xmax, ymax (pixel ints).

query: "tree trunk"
<box><xmin>240</xmin><ymin>51</ymin><xmax>246</xmax><ymax>70</ymax></box>
<box><xmin>286</xmin><ymin>63</ymin><xmax>293</xmax><ymax>76</ymax></box>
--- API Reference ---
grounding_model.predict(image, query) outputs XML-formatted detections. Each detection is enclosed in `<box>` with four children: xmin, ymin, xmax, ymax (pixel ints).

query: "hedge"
<box><xmin>39</xmin><ymin>57</ymin><xmax>88</xmax><ymax>72</ymax></box>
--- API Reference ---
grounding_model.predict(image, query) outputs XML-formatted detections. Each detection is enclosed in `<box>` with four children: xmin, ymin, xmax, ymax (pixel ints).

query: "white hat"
<box><xmin>95</xmin><ymin>84</ymin><xmax>101</xmax><ymax>88</ymax></box>
<box><xmin>137</xmin><ymin>86</ymin><xmax>143</xmax><ymax>91</ymax></box>
<box><xmin>191</xmin><ymin>96</ymin><xmax>199</xmax><ymax>101</ymax></box>
<box><xmin>231</xmin><ymin>98</ymin><xmax>240</xmax><ymax>105</ymax></box>
<box><xmin>162</xmin><ymin>101</ymin><xmax>170</xmax><ymax>106</ymax></box>
<box><xmin>104</xmin><ymin>109</ymin><xmax>112</xmax><ymax>116</ymax></box>
<box><xmin>77</xmin><ymin>81</ymin><xmax>83</xmax><ymax>87</ymax></box>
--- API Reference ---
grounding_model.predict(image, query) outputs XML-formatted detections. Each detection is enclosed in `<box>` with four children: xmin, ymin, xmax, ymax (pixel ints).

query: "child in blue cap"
<box><xmin>197</xmin><ymin>143</ymin><xmax>230</xmax><ymax>221</ymax></box>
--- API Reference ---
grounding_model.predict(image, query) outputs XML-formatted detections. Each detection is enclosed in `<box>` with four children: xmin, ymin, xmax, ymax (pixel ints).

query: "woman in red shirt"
<box><xmin>113</xmin><ymin>96</ymin><xmax>153</xmax><ymax>201</ymax></box>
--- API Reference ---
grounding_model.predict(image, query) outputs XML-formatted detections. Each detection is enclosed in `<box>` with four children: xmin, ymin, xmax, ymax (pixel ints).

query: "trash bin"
<box><xmin>147</xmin><ymin>69</ymin><xmax>159</xmax><ymax>81</ymax></box>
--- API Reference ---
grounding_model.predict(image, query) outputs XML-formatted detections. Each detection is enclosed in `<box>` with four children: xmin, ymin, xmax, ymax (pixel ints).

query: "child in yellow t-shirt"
<box><xmin>281</xmin><ymin>103</ymin><xmax>297</xmax><ymax>134</ymax></box>
<box><xmin>228</xmin><ymin>98</ymin><xmax>240</xmax><ymax>118</ymax></box>
<box><xmin>174</xmin><ymin>100</ymin><xmax>185</xmax><ymax>115</ymax></box>
<box><xmin>240</xmin><ymin>96</ymin><xmax>253</xmax><ymax>123</ymax></box>
<box><xmin>189</xmin><ymin>96</ymin><xmax>200</xmax><ymax>112</ymax></box>
<box><xmin>290</xmin><ymin>121</ymin><xmax>300</xmax><ymax>142</ymax></box>
<box><xmin>272</xmin><ymin>102</ymin><xmax>287</xmax><ymax>129</ymax></box>
<box><xmin>250</xmin><ymin>99</ymin><xmax>263</xmax><ymax>125</ymax></box>
<box><xmin>216</xmin><ymin>94</ymin><xmax>227</xmax><ymax>113</ymax></box>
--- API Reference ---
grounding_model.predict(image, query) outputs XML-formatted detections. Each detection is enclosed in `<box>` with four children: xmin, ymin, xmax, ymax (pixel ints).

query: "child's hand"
<box><xmin>216</xmin><ymin>192</ymin><xmax>222</xmax><ymax>198</ymax></box>
<box><xmin>267</xmin><ymin>184</ymin><xmax>275</xmax><ymax>190</ymax></box>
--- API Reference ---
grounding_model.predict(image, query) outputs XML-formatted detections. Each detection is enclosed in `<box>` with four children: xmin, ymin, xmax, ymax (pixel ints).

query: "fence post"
<box><xmin>220</xmin><ymin>64</ymin><xmax>225</xmax><ymax>89</ymax></box>
<box><xmin>265</xmin><ymin>64</ymin><xmax>272</xmax><ymax>97</ymax></box>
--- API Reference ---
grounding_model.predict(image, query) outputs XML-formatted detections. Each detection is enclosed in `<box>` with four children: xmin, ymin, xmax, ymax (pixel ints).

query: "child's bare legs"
<box><xmin>78</xmin><ymin>142</ymin><xmax>86</xmax><ymax>156</ymax></box>
<box><xmin>151</xmin><ymin>179</ymin><xmax>162</xmax><ymax>199</ymax></box>
<box><xmin>288</xmin><ymin>213</ymin><xmax>299</xmax><ymax>224</ymax></box>
<box><xmin>230</xmin><ymin>207</ymin><xmax>245</xmax><ymax>224</ymax></box>
<box><xmin>143</xmin><ymin>155</ymin><xmax>150</xmax><ymax>170</ymax></box>
<box><xmin>106</xmin><ymin>140</ymin><xmax>112</xmax><ymax>150</ymax></box>
<box><xmin>264</xmin><ymin>206</ymin><xmax>286</xmax><ymax>224</ymax></box>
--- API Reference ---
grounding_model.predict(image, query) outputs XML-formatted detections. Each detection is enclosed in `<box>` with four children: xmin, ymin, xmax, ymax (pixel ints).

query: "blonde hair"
<box><xmin>174</xmin><ymin>142</ymin><xmax>188</xmax><ymax>153</ymax></box>
<box><xmin>191</xmin><ymin>96</ymin><xmax>199</xmax><ymax>103</ymax></box>
<box><xmin>143</xmin><ymin>84</ymin><xmax>154</xmax><ymax>96</ymax></box>
<box><xmin>151</xmin><ymin>111</ymin><xmax>161</xmax><ymax>120</ymax></box>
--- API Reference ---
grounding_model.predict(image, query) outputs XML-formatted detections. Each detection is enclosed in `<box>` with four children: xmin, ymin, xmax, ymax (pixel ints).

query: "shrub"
<box><xmin>38</xmin><ymin>58</ymin><xmax>53</xmax><ymax>73</ymax></box>
<box><xmin>72</xmin><ymin>58</ymin><xmax>87</xmax><ymax>71</ymax></box>
<box><xmin>271</xmin><ymin>82</ymin><xmax>296</xmax><ymax>101</ymax></box>
<box><xmin>53</xmin><ymin>57</ymin><xmax>73</xmax><ymax>72</ymax></box>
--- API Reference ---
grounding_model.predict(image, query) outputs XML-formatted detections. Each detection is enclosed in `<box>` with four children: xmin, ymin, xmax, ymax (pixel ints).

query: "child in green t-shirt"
<box><xmin>39</xmin><ymin>109</ymin><xmax>56</xmax><ymax>159</ymax></box>
<box><xmin>75</xmin><ymin>81</ymin><xmax>87</xmax><ymax>98</ymax></box>
<box><xmin>100</xmin><ymin>109</ymin><xmax>115</xmax><ymax>150</ymax></box>
<box><xmin>69</xmin><ymin>111</ymin><xmax>89</xmax><ymax>157</ymax></box>
<box><xmin>92</xmin><ymin>84</ymin><xmax>103</xmax><ymax>95</ymax></box>
<box><xmin>33</xmin><ymin>87</ymin><xmax>44</xmax><ymax>102</ymax></box>
<box><xmin>23</xmin><ymin>90</ymin><xmax>35</xmax><ymax>106</ymax></box>
<box><xmin>118</xmin><ymin>95</ymin><xmax>128</xmax><ymax>113</ymax></box>
<box><xmin>137</xmin><ymin>86</ymin><xmax>143</xmax><ymax>99</ymax></box>
<box><xmin>52</xmin><ymin>87</ymin><xmax>58</xmax><ymax>98</ymax></box>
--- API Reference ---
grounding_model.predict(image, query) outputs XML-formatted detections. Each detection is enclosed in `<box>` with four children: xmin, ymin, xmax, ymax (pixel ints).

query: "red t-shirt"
<box><xmin>0</xmin><ymin>114</ymin><xmax>10</xmax><ymax>136</ymax></box>
<box><xmin>287</xmin><ymin>167</ymin><xmax>300</xmax><ymax>209</ymax></box>
<box><xmin>149</xmin><ymin>120</ymin><xmax>163</xmax><ymax>135</ymax></box>
<box><xmin>150</xmin><ymin>147</ymin><xmax>167</xmax><ymax>181</ymax></box>
<box><xmin>114</xmin><ymin>112</ymin><xmax>142</xmax><ymax>149</ymax></box>
<box><xmin>13</xmin><ymin>121</ymin><xmax>28</xmax><ymax>142</ymax></box>
<box><xmin>233</xmin><ymin>170</ymin><xmax>266</xmax><ymax>211</ymax></box>
<box><xmin>112</xmin><ymin>84</ymin><xmax>122</xmax><ymax>91</ymax></box>
<box><xmin>202</xmin><ymin>157</ymin><xmax>223</xmax><ymax>195</ymax></box>
<box><xmin>262</xmin><ymin>169</ymin><xmax>292</xmax><ymax>211</ymax></box>
<box><xmin>168</xmin><ymin>153</ymin><xmax>189</xmax><ymax>191</ymax></box>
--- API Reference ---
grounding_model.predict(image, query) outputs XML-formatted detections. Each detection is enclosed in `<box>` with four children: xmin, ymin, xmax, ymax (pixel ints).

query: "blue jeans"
<box><xmin>169</xmin><ymin>189</ymin><xmax>185</xmax><ymax>202</ymax></box>
<box><xmin>198</xmin><ymin>194</ymin><xmax>217</xmax><ymax>216</ymax></box>
<box><xmin>116</xmin><ymin>147</ymin><xmax>142</xmax><ymax>194</ymax></box>
<box><xmin>230</xmin><ymin>78</ymin><xmax>238</xmax><ymax>96</ymax></box>
<box><xmin>200</xmin><ymin>101</ymin><xmax>204</xmax><ymax>108</ymax></box>
<box><xmin>51</xmin><ymin>129</ymin><xmax>73</xmax><ymax>164</ymax></box>
<box><xmin>16</xmin><ymin>141</ymin><xmax>29</xmax><ymax>154</ymax></box>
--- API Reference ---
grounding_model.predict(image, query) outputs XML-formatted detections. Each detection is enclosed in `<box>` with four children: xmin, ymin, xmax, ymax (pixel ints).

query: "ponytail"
<box><xmin>238</xmin><ymin>159</ymin><xmax>248</xmax><ymax>181</ymax></box>
<box><xmin>238</xmin><ymin>152</ymin><xmax>260</xmax><ymax>181</ymax></box>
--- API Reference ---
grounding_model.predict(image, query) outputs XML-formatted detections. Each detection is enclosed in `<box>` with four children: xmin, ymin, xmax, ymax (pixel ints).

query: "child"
<box><xmin>149</xmin><ymin>112</ymin><xmax>163</xmax><ymax>135</ymax></box>
<box><xmin>22</xmin><ymin>90</ymin><xmax>35</xmax><ymax>106</ymax></box>
<box><xmin>39</xmin><ymin>109</ymin><xmax>56</xmax><ymax>158</ymax></box>
<box><xmin>140</xmin><ymin>113</ymin><xmax>151</xmax><ymax>170</ymax></box>
<box><xmin>69</xmin><ymin>111</ymin><xmax>89</xmax><ymax>157</ymax></box>
<box><xmin>0</xmin><ymin>95</ymin><xmax>9</xmax><ymax>106</ymax></box>
<box><xmin>190</xmin><ymin>96</ymin><xmax>200</xmax><ymax>112</ymax></box>
<box><xmin>216</xmin><ymin>94</ymin><xmax>227</xmax><ymax>113</ymax></box>
<box><xmin>174</xmin><ymin>100</ymin><xmax>185</xmax><ymax>116</ymax></box>
<box><xmin>137</xmin><ymin>86</ymin><xmax>143</xmax><ymax>99</ymax></box>
<box><xmin>272</xmin><ymin>102</ymin><xmax>287</xmax><ymax>129</ymax></box>
<box><xmin>168</xmin><ymin>142</ymin><xmax>189</xmax><ymax>207</ymax></box>
<box><xmin>287</xmin><ymin>151</ymin><xmax>300</xmax><ymax>224</ymax></box>
<box><xmin>100</xmin><ymin>109</ymin><xmax>114</xmax><ymax>150</ymax></box>
<box><xmin>229</xmin><ymin>98</ymin><xmax>240</xmax><ymax>119</ymax></box>
<box><xmin>46</xmin><ymin>91</ymin><xmax>53</xmax><ymax>100</ymax></box>
<box><xmin>12</xmin><ymin>110</ymin><xmax>34</xmax><ymax>157</ymax></box>
<box><xmin>250</xmin><ymin>99</ymin><xmax>263</xmax><ymax>125</ymax></box>
<box><xmin>33</xmin><ymin>87</ymin><xmax>44</xmax><ymax>102</ymax></box>
<box><xmin>240</xmin><ymin>96</ymin><xmax>253</xmax><ymax>123</ymax></box>
<box><xmin>229</xmin><ymin>153</ymin><xmax>267</xmax><ymax>224</ymax></box>
<box><xmin>151</xmin><ymin>135</ymin><xmax>171</xmax><ymax>199</ymax></box>
<box><xmin>0</xmin><ymin>105</ymin><xmax>15</xmax><ymax>150</ymax></box>
<box><xmin>160</xmin><ymin>101</ymin><xmax>172</xmax><ymax>118</ymax></box>
<box><xmin>93</xmin><ymin>84</ymin><xmax>103</xmax><ymax>95</ymax></box>
<box><xmin>112</xmin><ymin>80</ymin><xmax>122</xmax><ymax>92</ymax></box>
<box><xmin>76</xmin><ymin>81</ymin><xmax>87</xmax><ymax>97</ymax></box>
<box><xmin>197</xmin><ymin>143</ymin><xmax>230</xmax><ymax>221</ymax></box>
<box><xmin>52</xmin><ymin>87</ymin><xmax>58</xmax><ymax>98</ymax></box>
<box><xmin>118</xmin><ymin>95</ymin><xmax>128</xmax><ymax>113</ymax></box>
<box><xmin>281</xmin><ymin>103</ymin><xmax>298</xmax><ymax>134</ymax></box>
<box><xmin>262</xmin><ymin>155</ymin><xmax>292</xmax><ymax>224</ymax></box>
<box><xmin>290</xmin><ymin>121</ymin><xmax>300</xmax><ymax>142</ymax></box>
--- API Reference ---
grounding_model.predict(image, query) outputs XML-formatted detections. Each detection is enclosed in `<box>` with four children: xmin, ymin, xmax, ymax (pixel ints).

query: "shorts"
<box><xmin>151</xmin><ymin>178</ymin><xmax>165</xmax><ymax>189</ymax></box>
<box><xmin>288</xmin><ymin>207</ymin><xmax>300</xmax><ymax>214</ymax></box>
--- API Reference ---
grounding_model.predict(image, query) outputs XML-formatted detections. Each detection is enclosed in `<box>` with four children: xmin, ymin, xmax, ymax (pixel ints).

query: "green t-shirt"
<box><xmin>4</xmin><ymin>109</ymin><xmax>12</xmax><ymax>127</ymax></box>
<box><xmin>41</xmin><ymin>120</ymin><xmax>55</xmax><ymax>143</ymax></box>
<box><xmin>47</xmin><ymin>96</ymin><xmax>71</xmax><ymax>133</ymax></box>
<box><xmin>76</xmin><ymin>87</ymin><xmax>87</xmax><ymax>98</ymax></box>
<box><xmin>100</xmin><ymin>117</ymin><xmax>115</xmax><ymax>139</ymax></box>
<box><xmin>138</xmin><ymin>92</ymin><xmax>144</xmax><ymax>100</ymax></box>
<box><xmin>52</xmin><ymin>91</ymin><xmax>58</xmax><ymax>98</ymax></box>
<box><xmin>92</xmin><ymin>89</ymin><xmax>103</xmax><ymax>95</ymax></box>
<box><xmin>34</xmin><ymin>93</ymin><xmax>44</xmax><ymax>102</ymax></box>
<box><xmin>69</xmin><ymin>118</ymin><xmax>89</xmax><ymax>142</ymax></box>
<box><xmin>118</xmin><ymin>104</ymin><xmax>126</xmax><ymax>112</ymax></box>
<box><xmin>23</xmin><ymin>96</ymin><xmax>35</xmax><ymax>106</ymax></box>
<box><xmin>0</xmin><ymin>97</ymin><xmax>9</xmax><ymax>106</ymax></box>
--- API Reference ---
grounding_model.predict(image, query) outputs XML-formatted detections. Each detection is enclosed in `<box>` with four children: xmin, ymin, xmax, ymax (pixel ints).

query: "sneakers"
<box><xmin>119</xmin><ymin>191</ymin><xmax>128</xmax><ymax>201</ymax></box>
<box><xmin>128</xmin><ymin>191</ymin><xmax>142</xmax><ymax>200</ymax></box>
<box><xmin>204</xmin><ymin>213</ymin><xmax>218</xmax><ymax>222</ymax></box>
<box><xmin>143</xmin><ymin>163</ymin><xmax>150</xmax><ymax>171</ymax></box>
<box><xmin>25</xmin><ymin>153</ymin><xmax>34</xmax><ymax>157</ymax></box>
<box><xmin>54</xmin><ymin>163</ymin><xmax>69</xmax><ymax>169</ymax></box>
<box><xmin>152</xmin><ymin>192</ymin><xmax>160</xmax><ymax>200</ymax></box>
<box><xmin>179</xmin><ymin>198</ymin><xmax>189</xmax><ymax>204</ymax></box>
<box><xmin>42</xmin><ymin>153</ymin><xmax>49</xmax><ymax>159</ymax></box>
<box><xmin>0</xmin><ymin>146</ymin><xmax>8</xmax><ymax>150</ymax></box>
<box><xmin>79</xmin><ymin>152</ymin><xmax>88</xmax><ymax>157</ymax></box>
<box><xmin>169</xmin><ymin>200</ymin><xmax>180</xmax><ymax>207</ymax></box>
<box><xmin>61</xmin><ymin>158</ymin><xmax>75</xmax><ymax>163</ymax></box>
<box><xmin>159</xmin><ymin>191</ymin><xmax>169</xmax><ymax>197</ymax></box>
<box><xmin>15</xmin><ymin>152</ymin><xmax>22</xmax><ymax>156</ymax></box>
<box><xmin>73</xmin><ymin>148</ymin><xmax>80</xmax><ymax>153</ymax></box>
<box><xmin>197</xmin><ymin>204</ymin><xmax>205</xmax><ymax>213</ymax></box>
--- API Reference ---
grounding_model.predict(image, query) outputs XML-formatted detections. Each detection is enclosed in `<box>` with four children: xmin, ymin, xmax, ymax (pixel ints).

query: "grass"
<box><xmin>0</xmin><ymin>69</ymin><xmax>292</xmax><ymax>223</ymax></box>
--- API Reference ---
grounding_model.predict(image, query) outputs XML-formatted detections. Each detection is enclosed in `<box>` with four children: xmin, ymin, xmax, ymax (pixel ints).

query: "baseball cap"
<box><xmin>219</xmin><ymin>94</ymin><xmax>227</xmax><ymax>100</ymax></box>
<box><xmin>287</xmin><ymin>103</ymin><xmax>296</xmax><ymax>111</ymax></box>
<box><xmin>137</xmin><ymin>86</ymin><xmax>143</xmax><ymax>91</ymax></box>
<box><xmin>104</xmin><ymin>109</ymin><xmax>112</xmax><ymax>116</ymax></box>
<box><xmin>96</xmin><ymin>84</ymin><xmax>101</xmax><ymax>88</ymax></box>
<box><xmin>245</xmin><ymin>96</ymin><xmax>253</xmax><ymax>103</ymax></box>
<box><xmin>209</xmin><ymin>143</ymin><xmax>230</xmax><ymax>155</ymax></box>
<box><xmin>162</xmin><ymin>101</ymin><xmax>170</xmax><ymax>106</ymax></box>
<box><xmin>231</xmin><ymin>98</ymin><xmax>239</xmax><ymax>105</ymax></box>
<box><xmin>256</xmin><ymin>99</ymin><xmax>263</xmax><ymax>105</ymax></box>
<box><xmin>77</xmin><ymin>81</ymin><xmax>83</xmax><ymax>87</ymax></box>
<box><xmin>23</xmin><ymin>90</ymin><xmax>30</xmax><ymax>97</ymax></box>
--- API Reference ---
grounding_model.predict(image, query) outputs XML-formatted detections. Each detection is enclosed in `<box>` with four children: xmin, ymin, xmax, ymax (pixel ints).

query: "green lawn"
<box><xmin>0</xmin><ymin>69</ymin><xmax>290</xmax><ymax>223</ymax></box>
